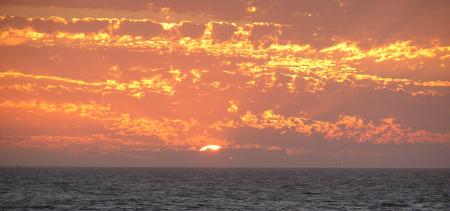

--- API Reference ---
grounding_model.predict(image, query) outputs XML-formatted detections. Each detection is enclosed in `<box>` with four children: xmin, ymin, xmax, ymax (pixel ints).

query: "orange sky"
<box><xmin>0</xmin><ymin>0</ymin><xmax>449</xmax><ymax>167</ymax></box>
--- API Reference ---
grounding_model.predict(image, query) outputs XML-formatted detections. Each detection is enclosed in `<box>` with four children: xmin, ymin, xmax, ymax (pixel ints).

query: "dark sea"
<box><xmin>0</xmin><ymin>168</ymin><xmax>449</xmax><ymax>210</ymax></box>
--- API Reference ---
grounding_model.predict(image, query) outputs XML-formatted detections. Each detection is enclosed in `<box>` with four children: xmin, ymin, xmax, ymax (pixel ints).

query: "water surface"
<box><xmin>1</xmin><ymin>168</ymin><xmax>449</xmax><ymax>210</ymax></box>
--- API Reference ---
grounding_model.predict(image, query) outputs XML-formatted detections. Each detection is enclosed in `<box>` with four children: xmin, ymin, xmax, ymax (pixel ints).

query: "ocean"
<box><xmin>0</xmin><ymin>168</ymin><xmax>449</xmax><ymax>210</ymax></box>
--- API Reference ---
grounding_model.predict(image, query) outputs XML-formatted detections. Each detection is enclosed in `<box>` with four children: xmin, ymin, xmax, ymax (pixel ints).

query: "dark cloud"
<box><xmin>210</xmin><ymin>22</ymin><xmax>236</xmax><ymax>42</ymax></box>
<box><xmin>177</xmin><ymin>21</ymin><xmax>205</xmax><ymax>38</ymax></box>
<box><xmin>1</xmin><ymin>142</ymin><xmax>449</xmax><ymax>168</ymax></box>
<box><xmin>2</xmin><ymin>0</ymin><xmax>448</xmax><ymax>45</ymax></box>
<box><xmin>0</xmin><ymin>16</ymin><xmax>110</xmax><ymax>34</ymax></box>
<box><xmin>248</xmin><ymin>24</ymin><xmax>281</xmax><ymax>47</ymax></box>
<box><xmin>66</xmin><ymin>19</ymin><xmax>109</xmax><ymax>33</ymax></box>
<box><xmin>0</xmin><ymin>0</ymin><xmax>153</xmax><ymax>11</ymax></box>
<box><xmin>0</xmin><ymin>16</ymin><xmax>29</xmax><ymax>29</ymax></box>
<box><xmin>114</xmin><ymin>20</ymin><xmax>163</xmax><ymax>37</ymax></box>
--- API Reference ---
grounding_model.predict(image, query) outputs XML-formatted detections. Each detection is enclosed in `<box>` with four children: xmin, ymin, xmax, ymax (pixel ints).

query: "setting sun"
<box><xmin>199</xmin><ymin>145</ymin><xmax>222</xmax><ymax>152</ymax></box>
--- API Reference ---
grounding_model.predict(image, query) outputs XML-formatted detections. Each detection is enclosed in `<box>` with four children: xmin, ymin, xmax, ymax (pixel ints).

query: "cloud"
<box><xmin>115</xmin><ymin>19</ymin><xmax>163</xmax><ymax>37</ymax></box>
<box><xmin>177</xmin><ymin>21</ymin><xmax>205</xmax><ymax>38</ymax></box>
<box><xmin>213</xmin><ymin>110</ymin><xmax>450</xmax><ymax>144</ymax></box>
<box><xmin>0</xmin><ymin>2</ymin><xmax>449</xmax><ymax>167</ymax></box>
<box><xmin>1</xmin><ymin>1</ymin><xmax>449</xmax><ymax>45</ymax></box>
<box><xmin>208</xmin><ymin>22</ymin><xmax>236</xmax><ymax>42</ymax></box>
<box><xmin>66</xmin><ymin>18</ymin><xmax>110</xmax><ymax>33</ymax></box>
<box><xmin>0</xmin><ymin>0</ymin><xmax>153</xmax><ymax>11</ymax></box>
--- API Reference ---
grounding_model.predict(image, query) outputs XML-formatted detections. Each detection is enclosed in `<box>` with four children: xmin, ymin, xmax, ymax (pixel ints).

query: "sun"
<box><xmin>199</xmin><ymin>145</ymin><xmax>222</xmax><ymax>152</ymax></box>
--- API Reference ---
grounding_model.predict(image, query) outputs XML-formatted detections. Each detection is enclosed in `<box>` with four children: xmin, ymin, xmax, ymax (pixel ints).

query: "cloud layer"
<box><xmin>0</xmin><ymin>1</ymin><xmax>449</xmax><ymax>167</ymax></box>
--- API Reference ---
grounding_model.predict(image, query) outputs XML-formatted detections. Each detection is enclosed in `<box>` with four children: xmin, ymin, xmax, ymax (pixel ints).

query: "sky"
<box><xmin>0</xmin><ymin>0</ymin><xmax>449</xmax><ymax>168</ymax></box>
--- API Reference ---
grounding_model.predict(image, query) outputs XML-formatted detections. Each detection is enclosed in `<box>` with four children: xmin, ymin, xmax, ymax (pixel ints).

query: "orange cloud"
<box><xmin>212</xmin><ymin>110</ymin><xmax>450</xmax><ymax>144</ymax></box>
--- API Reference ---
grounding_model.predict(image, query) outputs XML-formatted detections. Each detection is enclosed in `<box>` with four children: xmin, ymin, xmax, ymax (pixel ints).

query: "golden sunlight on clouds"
<box><xmin>0</xmin><ymin>0</ymin><xmax>449</xmax><ymax>167</ymax></box>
